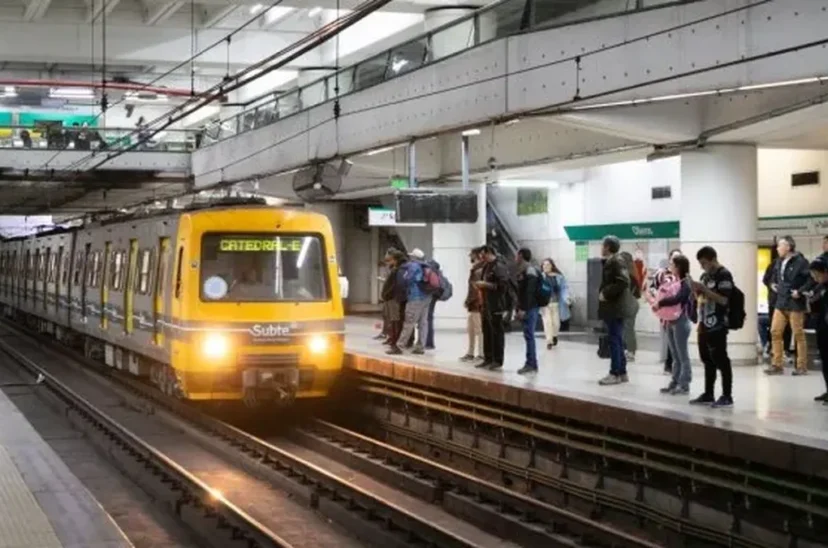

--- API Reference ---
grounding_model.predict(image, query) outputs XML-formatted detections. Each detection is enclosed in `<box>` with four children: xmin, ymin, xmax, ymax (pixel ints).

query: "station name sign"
<box><xmin>219</xmin><ymin>238</ymin><xmax>303</xmax><ymax>252</ymax></box>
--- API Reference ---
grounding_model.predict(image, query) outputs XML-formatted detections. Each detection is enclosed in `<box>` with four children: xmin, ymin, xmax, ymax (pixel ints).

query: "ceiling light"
<box><xmin>497</xmin><ymin>180</ymin><xmax>559</xmax><ymax>189</ymax></box>
<box><xmin>461</xmin><ymin>128</ymin><xmax>481</xmax><ymax>136</ymax></box>
<box><xmin>250</xmin><ymin>4</ymin><xmax>263</xmax><ymax>14</ymax></box>
<box><xmin>308</xmin><ymin>6</ymin><xmax>322</xmax><ymax>17</ymax></box>
<box><xmin>49</xmin><ymin>87</ymin><xmax>94</xmax><ymax>99</ymax></box>
<box><xmin>1</xmin><ymin>86</ymin><xmax>16</xmax><ymax>98</ymax></box>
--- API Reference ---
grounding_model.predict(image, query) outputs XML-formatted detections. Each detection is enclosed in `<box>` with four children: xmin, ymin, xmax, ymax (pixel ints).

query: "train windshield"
<box><xmin>200</xmin><ymin>234</ymin><xmax>329</xmax><ymax>302</ymax></box>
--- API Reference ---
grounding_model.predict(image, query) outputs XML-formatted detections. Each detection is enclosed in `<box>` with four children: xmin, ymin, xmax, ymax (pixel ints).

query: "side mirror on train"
<box><xmin>338</xmin><ymin>275</ymin><xmax>349</xmax><ymax>300</ymax></box>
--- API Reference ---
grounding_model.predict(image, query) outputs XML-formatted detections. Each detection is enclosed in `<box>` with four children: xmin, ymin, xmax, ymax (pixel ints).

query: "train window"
<box><xmin>34</xmin><ymin>250</ymin><xmax>41</xmax><ymax>281</ymax></box>
<box><xmin>174</xmin><ymin>246</ymin><xmax>184</xmax><ymax>299</ymax></box>
<box><xmin>73</xmin><ymin>252</ymin><xmax>84</xmax><ymax>286</ymax></box>
<box><xmin>90</xmin><ymin>251</ymin><xmax>102</xmax><ymax>288</ymax></box>
<box><xmin>138</xmin><ymin>249</ymin><xmax>153</xmax><ymax>294</ymax></box>
<box><xmin>48</xmin><ymin>251</ymin><xmax>58</xmax><ymax>283</ymax></box>
<box><xmin>61</xmin><ymin>253</ymin><xmax>70</xmax><ymax>285</ymax></box>
<box><xmin>199</xmin><ymin>233</ymin><xmax>329</xmax><ymax>302</ymax></box>
<box><xmin>111</xmin><ymin>250</ymin><xmax>125</xmax><ymax>290</ymax></box>
<box><xmin>156</xmin><ymin>241</ymin><xmax>169</xmax><ymax>297</ymax></box>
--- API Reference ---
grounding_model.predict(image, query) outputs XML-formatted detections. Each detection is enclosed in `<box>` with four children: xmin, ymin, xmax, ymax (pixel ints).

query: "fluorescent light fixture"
<box><xmin>49</xmin><ymin>87</ymin><xmax>94</xmax><ymax>99</ymax></box>
<box><xmin>497</xmin><ymin>180</ymin><xmax>560</xmax><ymax>189</ymax></box>
<box><xmin>296</xmin><ymin>237</ymin><xmax>312</xmax><ymax>268</ymax></box>
<box><xmin>308</xmin><ymin>6</ymin><xmax>322</xmax><ymax>17</ymax></box>
<box><xmin>2</xmin><ymin>86</ymin><xmax>16</xmax><ymax>97</ymax></box>
<box><xmin>504</xmin><ymin>118</ymin><xmax>520</xmax><ymax>126</ymax></box>
<box><xmin>250</xmin><ymin>3</ymin><xmax>263</xmax><ymax>14</ymax></box>
<box><xmin>365</xmin><ymin>144</ymin><xmax>399</xmax><ymax>156</ymax></box>
<box><xmin>461</xmin><ymin>128</ymin><xmax>481</xmax><ymax>136</ymax></box>
<box><xmin>124</xmin><ymin>92</ymin><xmax>168</xmax><ymax>102</ymax></box>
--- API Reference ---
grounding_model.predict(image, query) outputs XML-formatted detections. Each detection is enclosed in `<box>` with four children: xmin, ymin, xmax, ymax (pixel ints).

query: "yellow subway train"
<box><xmin>0</xmin><ymin>202</ymin><xmax>345</xmax><ymax>406</ymax></box>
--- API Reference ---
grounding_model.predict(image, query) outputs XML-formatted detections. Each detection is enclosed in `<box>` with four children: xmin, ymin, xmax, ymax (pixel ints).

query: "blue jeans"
<box><xmin>605</xmin><ymin>317</ymin><xmax>627</xmax><ymax>376</ymax></box>
<box><xmin>522</xmin><ymin>307</ymin><xmax>539</xmax><ymax>368</ymax></box>
<box><xmin>666</xmin><ymin>316</ymin><xmax>693</xmax><ymax>390</ymax></box>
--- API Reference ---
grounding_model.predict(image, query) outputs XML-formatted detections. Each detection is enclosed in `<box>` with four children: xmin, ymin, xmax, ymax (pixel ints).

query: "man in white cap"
<box><xmin>387</xmin><ymin>248</ymin><xmax>430</xmax><ymax>355</ymax></box>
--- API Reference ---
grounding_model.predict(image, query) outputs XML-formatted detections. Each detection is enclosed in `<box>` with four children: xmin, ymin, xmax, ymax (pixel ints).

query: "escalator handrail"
<box><xmin>486</xmin><ymin>197</ymin><xmax>520</xmax><ymax>255</ymax></box>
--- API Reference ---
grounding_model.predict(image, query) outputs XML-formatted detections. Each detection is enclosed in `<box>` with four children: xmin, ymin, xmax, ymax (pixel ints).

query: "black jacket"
<box><xmin>516</xmin><ymin>264</ymin><xmax>540</xmax><ymax>311</ymax></box>
<box><xmin>598</xmin><ymin>253</ymin><xmax>633</xmax><ymax>320</ymax></box>
<box><xmin>770</xmin><ymin>252</ymin><xmax>811</xmax><ymax>311</ymax></box>
<box><xmin>480</xmin><ymin>258</ymin><xmax>510</xmax><ymax>314</ymax></box>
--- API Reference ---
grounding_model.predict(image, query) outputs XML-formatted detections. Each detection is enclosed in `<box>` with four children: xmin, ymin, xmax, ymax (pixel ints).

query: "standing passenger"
<box><xmin>460</xmin><ymin>247</ymin><xmax>484</xmax><ymax>362</ymax></box>
<box><xmin>653</xmin><ymin>254</ymin><xmax>695</xmax><ymax>395</ymax></box>
<box><xmin>380</xmin><ymin>252</ymin><xmax>402</xmax><ymax>347</ymax></box>
<box><xmin>386</xmin><ymin>254</ymin><xmax>428</xmax><ymax>356</ymax></box>
<box><xmin>690</xmin><ymin>246</ymin><xmax>735</xmax><ymax>408</ymax></box>
<box><xmin>540</xmin><ymin>259</ymin><xmax>565</xmax><ymax>350</ymax></box>
<box><xmin>806</xmin><ymin>257</ymin><xmax>828</xmax><ymax>403</ymax></box>
<box><xmin>619</xmin><ymin>251</ymin><xmax>641</xmax><ymax>363</ymax></box>
<box><xmin>766</xmin><ymin>236</ymin><xmax>810</xmax><ymax>376</ymax></box>
<box><xmin>515</xmin><ymin>248</ymin><xmax>541</xmax><ymax>374</ymax></box>
<box><xmin>475</xmin><ymin>245</ymin><xmax>509</xmax><ymax>370</ymax></box>
<box><xmin>598</xmin><ymin>236</ymin><xmax>633</xmax><ymax>386</ymax></box>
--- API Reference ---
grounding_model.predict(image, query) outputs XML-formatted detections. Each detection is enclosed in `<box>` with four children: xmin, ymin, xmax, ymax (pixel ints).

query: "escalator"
<box><xmin>486</xmin><ymin>197</ymin><xmax>523</xmax><ymax>331</ymax></box>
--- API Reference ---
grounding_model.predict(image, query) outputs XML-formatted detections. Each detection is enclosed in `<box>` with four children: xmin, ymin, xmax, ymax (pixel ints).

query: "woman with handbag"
<box><xmin>650</xmin><ymin>254</ymin><xmax>696</xmax><ymax>395</ymax></box>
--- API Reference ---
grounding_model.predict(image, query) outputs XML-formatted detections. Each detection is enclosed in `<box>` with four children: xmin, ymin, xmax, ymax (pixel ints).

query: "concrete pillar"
<box><xmin>432</xmin><ymin>183</ymin><xmax>487</xmax><ymax>329</ymax></box>
<box><xmin>680</xmin><ymin>145</ymin><xmax>758</xmax><ymax>364</ymax></box>
<box><xmin>424</xmin><ymin>6</ymin><xmax>497</xmax><ymax>61</ymax></box>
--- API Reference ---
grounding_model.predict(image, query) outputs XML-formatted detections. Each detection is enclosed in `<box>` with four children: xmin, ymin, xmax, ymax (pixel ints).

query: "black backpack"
<box><xmin>727</xmin><ymin>284</ymin><xmax>746</xmax><ymax>330</ymax></box>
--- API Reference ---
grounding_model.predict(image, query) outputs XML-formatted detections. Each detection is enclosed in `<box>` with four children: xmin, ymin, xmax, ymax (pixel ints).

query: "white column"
<box><xmin>424</xmin><ymin>6</ymin><xmax>497</xmax><ymax>60</ymax></box>
<box><xmin>680</xmin><ymin>145</ymin><xmax>758</xmax><ymax>364</ymax></box>
<box><xmin>432</xmin><ymin>182</ymin><xmax>487</xmax><ymax>329</ymax></box>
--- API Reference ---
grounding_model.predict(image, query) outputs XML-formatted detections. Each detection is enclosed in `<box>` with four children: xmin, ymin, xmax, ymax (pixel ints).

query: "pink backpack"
<box><xmin>652</xmin><ymin>280</ymin><xmax>683</xmax><ymax>322</ymax></box>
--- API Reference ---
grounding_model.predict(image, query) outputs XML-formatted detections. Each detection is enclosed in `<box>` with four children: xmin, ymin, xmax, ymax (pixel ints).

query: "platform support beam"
<box><xmin>680</xmin><ymin>144</ymin><xmax>758</xmax><ymax>364</ymax></box>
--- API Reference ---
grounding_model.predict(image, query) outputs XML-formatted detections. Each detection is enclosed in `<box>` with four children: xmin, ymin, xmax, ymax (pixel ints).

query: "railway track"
<box><xmin>344</xmin><ymin>373</ymin><xmax>828</xmax><ymax>548</ymax></box>
<box><xmin>0</xmin><ymin>319</ymin><xmax>660</xmax><ymax>548</ymax></box>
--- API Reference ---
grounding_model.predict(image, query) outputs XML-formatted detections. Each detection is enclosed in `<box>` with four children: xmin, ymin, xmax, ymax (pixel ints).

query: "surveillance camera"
<box><xmin>487</xmin><ymin>157</ymin><xmax>498</xmax><ymax>170</ymax></box>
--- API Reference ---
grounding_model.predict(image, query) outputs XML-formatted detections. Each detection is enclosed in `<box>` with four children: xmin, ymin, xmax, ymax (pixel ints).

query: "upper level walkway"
<box><xmin>192</xmin><ymin>0</ymin><xmax>828</xmax><ymax>189</ymax></box>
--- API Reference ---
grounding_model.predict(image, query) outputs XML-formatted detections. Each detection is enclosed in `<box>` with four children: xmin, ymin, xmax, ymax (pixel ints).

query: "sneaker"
<box><xmin>411</xmin><ymin>346</ymin><xmax>425</xmax><ymax>355</ymax></box>
<box><xmin>517</xmin><ymin>365</ymin><xmax>538</xmax><ymax>375</ymax></box>
<box><xmin>689</xmin><ymin>393</ymin><xmax>715</xmax><ymax>405</ymax></box>
<box><xmin>373</xmin><ymin>334</ymin><xmax>386</xmax><ymax>340</ymax></box>
<box><xmin>660</xmin><ymin>384</ymin><xmax>677</xmax><ymax>394</ymax></box>
<box><xmin>815</xmin><ymin>393</ymin><xmax>828</xmax><ymax>402</ymax></box>
<box><xmin>671</xmin><ymin>386</ymin><xmax>690</xmax><ymax>395</ymax></box>
<box><xmin>663</xmin><ymin>366</ymin><xmax>673</xmax><ymax>376</ymax></box>
<box><xmin>625</xmin><ymin>351</ymin><xmax>636</xmax><ymax>363</ymax></box>
<box><xmin>712</xmin><ymin>395</ymin><xmax>734</xmax><ymax>409</ymax></box>
<box><xmin>459</xmin><ymin>354</ymin><xmax>474</xmax><ymax>362</ymax></box>
<box><xmin>546</xmin><ymin>343</ymin><xmax>553</xmax><ymax>350</ymax></box>
<box><xmin>792</xmin><ymin>369</ymin><xmax>808</xmax><ymax>376</ymax></box>
<box><xmin>598</xmin><ymin>374</ymin><xmax>622</xmax><ymax>386</ymax></box>
<box><xmin>552</xmin><ymin>337</ymin><xmax>558</xmax><ymax>347</ymax></box>
<box><xmin>619</xmin><ymin>374</ymin><xmax>629</xmax><ymax>383</ymax></box>
<box><xmin>386</xmin><ymin>347</ymin><xmax>402</xmax><ymax>355</ymax></box>
<box><xmin>474</xmin><ymin>355</ymin><xmax>485</xmax><ymax>361</ymax></box>
<box><xmin>475</xmin><ymin>361</ymin><xmax>493</xmax><ymax>369</ymax></box>
<box><xmin>487</xmin><ymin>363</ymin><xmax>503</xmax><ymax>371</ymax></box>
<box><xmin>763</xmin><ymin>367</ymin><xmax>784</xmax><ymax>375</ymax></box>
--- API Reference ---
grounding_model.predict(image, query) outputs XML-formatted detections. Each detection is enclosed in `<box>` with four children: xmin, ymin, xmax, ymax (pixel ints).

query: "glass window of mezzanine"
<box><xmin>199</xmin><ymin>234</ymin><xmax>329</xmax><ymax>303</ymax></box>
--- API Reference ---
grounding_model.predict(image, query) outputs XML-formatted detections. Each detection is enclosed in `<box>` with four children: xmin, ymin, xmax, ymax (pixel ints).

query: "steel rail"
<box><xmin>0</xmin><ymin>320</ymin><xmax>480</xmax><ymax>548</ymax></box>
<box><xmin>0</xmin><ymin>336</ymin><xmax>293</xmax><ymax>548</ymax></box>
<box><xmin>296</xmin><ymin>419</ymin><xmax>662</xmax><ymax>548</ymax></box>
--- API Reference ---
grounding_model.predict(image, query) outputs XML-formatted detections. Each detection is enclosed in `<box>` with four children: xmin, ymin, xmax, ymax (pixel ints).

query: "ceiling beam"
<box><xmin>87</xmin><ymin>0</ymin><xmax>122</xmax><ymax>24</ymax></box>
<box><xmin>24</xmin><ymin>0</ymin><xmax>52</xmax><ymax>21</ymax></box>
<box><xmin>144</xmin><ymin>0</ymin><xmax>186</xmax><ymax>25</ymax></box>
<box><xmin>201</xmin><ymin>5</ymin><xmax>237</xmax><ymax>28</ymax></box>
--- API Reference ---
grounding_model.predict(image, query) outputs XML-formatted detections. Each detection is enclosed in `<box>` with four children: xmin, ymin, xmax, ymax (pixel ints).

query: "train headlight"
<box><xmin>308</xmin><ymin>335</ymin><xmax>328</xmax><ymax>355</ymax></box>
<box><xmin>202</xmin><ymin>333</ymin><xmax>230</xmax><ymax>360</ymax></box>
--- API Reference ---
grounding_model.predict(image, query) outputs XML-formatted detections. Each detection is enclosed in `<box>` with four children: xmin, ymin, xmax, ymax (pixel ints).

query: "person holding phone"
<box><xmin>690</xmin><ymin>246</ymin><xmax>734</xmax><ymax>408</ymax></box>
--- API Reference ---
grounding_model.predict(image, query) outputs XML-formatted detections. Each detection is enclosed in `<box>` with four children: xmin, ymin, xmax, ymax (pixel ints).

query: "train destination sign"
<box><xmin>218</xmin><ymin>238</ymin><xmax>303</xmax><ymax>252</ymax></box>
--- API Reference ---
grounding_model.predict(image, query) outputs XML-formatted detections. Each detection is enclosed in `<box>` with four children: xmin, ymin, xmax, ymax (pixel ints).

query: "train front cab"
<box><xmin>170</xmin><ymin>208</ymin><xmax>345</xmax><ymax>405</ymax></box>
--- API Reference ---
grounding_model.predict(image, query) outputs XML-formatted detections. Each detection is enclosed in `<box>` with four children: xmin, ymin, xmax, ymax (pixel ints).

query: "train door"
<box><xmin>154</xmin><ymin>237</ymin><xmax>170</xmax><ymax>346</ymax></box>
<box><xmin>124</xmin><ymin>239</ymin><xmax>138</xmax><ymax>334</ymax></box>
<box><xmin>32</xmin><ymin>249</ymin><xmax>40</xmax><ymax>307</ymax></box>
<box><xmin>43</xmin><ymin>247</ymin><xmax>50</xmax><ymax>311</ymax></box>
<box><xmin>101</xmin><ymin>242</ymin><xmax>111</xmax><ymax>330</ymax></box>
<box><xmin>80</xmin><ymin>243</ymin><xmax>91</xmax><ymax>322</ymax></box>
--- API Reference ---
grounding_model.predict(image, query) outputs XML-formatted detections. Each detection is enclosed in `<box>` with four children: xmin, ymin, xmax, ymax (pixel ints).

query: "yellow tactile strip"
<box><xmin>0</xmin><ymin>445</ymin><xmax>62</xmax><ymax>548</ymax></box>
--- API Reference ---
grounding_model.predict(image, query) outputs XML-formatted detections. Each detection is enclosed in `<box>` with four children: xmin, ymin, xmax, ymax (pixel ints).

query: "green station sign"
<box><xmin>564</xmin><ymin>221</ymin><xmax>680</xmax><ymax>241</ymax></box>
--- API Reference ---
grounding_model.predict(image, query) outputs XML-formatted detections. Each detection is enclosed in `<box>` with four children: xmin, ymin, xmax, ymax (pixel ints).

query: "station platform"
<box><xmin>342</xmin><ymin>317</ymin><xmax>828</xmax><ymax>480</ymax></box>
<box><xmin>0</xmin><ymin>386</ymin><xmax>132</xmax><ymax>548</ymax></box>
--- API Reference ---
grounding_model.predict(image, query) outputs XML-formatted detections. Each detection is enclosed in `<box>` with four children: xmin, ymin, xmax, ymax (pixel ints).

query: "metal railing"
<box><xmin>200</xmin><ymin>0</ymin><xmax>694</xmax><ymax>146</ymax></box>
<box><xmin>0</xmin><ymin>125</ymin><xmax>198</xmax><ymax>152</ymax></box>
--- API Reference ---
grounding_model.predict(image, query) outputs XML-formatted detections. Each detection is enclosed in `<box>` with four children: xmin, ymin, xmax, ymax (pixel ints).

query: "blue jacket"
<box><xmin>400</xmin><ymin>261</ymin><xmax>428</xmax><ymax>302</ymax></box>
<box><xmin>553</xmin><ymin>273</ymin><xmax>571</xmax><ymax>322</ymax></box>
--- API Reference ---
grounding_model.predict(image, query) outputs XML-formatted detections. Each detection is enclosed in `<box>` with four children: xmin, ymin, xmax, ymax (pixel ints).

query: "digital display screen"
<box><xmin>218</xmin><ymin>238</ymin><xmax>303</xmax><ymax>253</ymax></box>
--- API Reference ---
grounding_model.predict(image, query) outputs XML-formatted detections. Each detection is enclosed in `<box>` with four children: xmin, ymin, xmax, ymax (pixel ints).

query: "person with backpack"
<box><xmin>598</xmin><ymin>236</ymin><xmax>635</xmax><ymax>386</ymax></box>
<box><xmin>650</xmin><ymin>249</ymin><xmax>682</xmax><ymax>374</ymax></box>
<box><xmin>474</xmin><ymin>245</ymin><xmax>510</xmax><ymax>370</ymax></box>
<box><xmin>515</xmin><ymin>248</ymin><xmax>543</xmax><ymax>374</ymax></box>
<box><xmin>386</xmin><ymin>251</ymin><xmax>430</xmax><ymax>356</ymax></box>
<box><xmin>651</xmin><ymin>254</ymin><xmax>696</xmax><ymax>395</ymax></box>
<box><xmin>690</xmin><ymin>246</ymin><xmax>742</xmax><ymax>408</ymax></box>
<box><xmin>460</xmin><ymin>247</ymin><xmax>485</xmax><ymax>362</ymax></box>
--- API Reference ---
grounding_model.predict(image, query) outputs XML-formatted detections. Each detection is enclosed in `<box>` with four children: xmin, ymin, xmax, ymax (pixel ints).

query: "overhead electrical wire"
<box><xmin>42</xmin><ymin>0</ymin><xmax>394</xmax><ymax>178</ymax></box>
